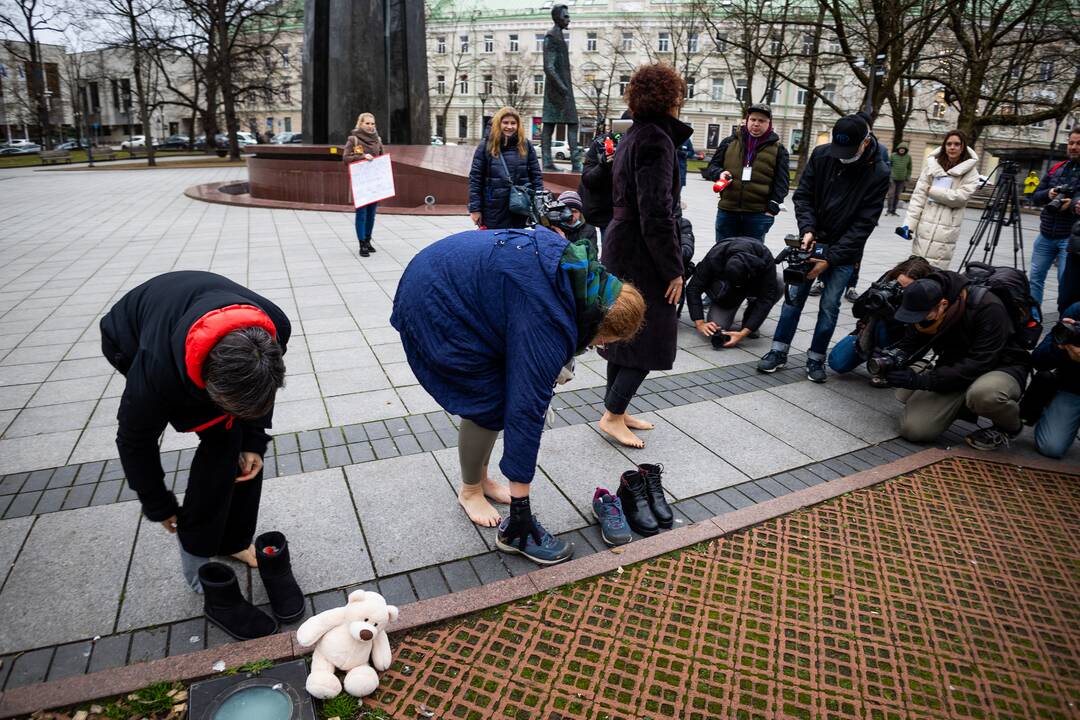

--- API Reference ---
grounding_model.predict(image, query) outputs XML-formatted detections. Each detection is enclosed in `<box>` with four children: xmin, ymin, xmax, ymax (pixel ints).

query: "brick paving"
<box><xmin>361</xmin><ymin>457</ymin><xmax>1080</xmax><ymax>720</ymax></box>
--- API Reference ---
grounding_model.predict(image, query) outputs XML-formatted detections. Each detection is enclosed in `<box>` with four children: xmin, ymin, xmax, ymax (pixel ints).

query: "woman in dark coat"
<box><xmin>468</xmin><ymin>106</ymin><xmax>545</xmax><ymax>230</ymax></box>
<box><xmin>598</xmin><ymin>63</ymin><xmax>692</xmax><ymax>449</ymax></box>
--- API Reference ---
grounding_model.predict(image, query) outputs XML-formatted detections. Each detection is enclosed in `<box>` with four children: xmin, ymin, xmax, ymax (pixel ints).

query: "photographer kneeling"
<box><xmin>1026</xmin><ymin>303</ymin><xmax>1080</xmax><ymax>459</ymax></box>
<box><xmin>883</xmin><ymin>271</ymin><xmax>1031</xmax><ymax>450</ymax></box>
<box><xmin>685</xmin><ymin>237</ymin><xmax>780</xmax><ymax>348</ymax></box>
<box><xmin>828</xmin><ymin>256</ymin><xmax>932</xmax><ymax>384</ymax></box>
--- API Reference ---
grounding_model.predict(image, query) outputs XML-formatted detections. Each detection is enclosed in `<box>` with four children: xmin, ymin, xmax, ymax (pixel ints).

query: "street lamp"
<box><xmin>592</xmin><ymin>79</ymin><xmax>604</xmax><ymax>136</ymax></box>
<box><xmin>478</xmin><ymin>90</ymin><xmax>488</xmax><ymax>137</ymax></box>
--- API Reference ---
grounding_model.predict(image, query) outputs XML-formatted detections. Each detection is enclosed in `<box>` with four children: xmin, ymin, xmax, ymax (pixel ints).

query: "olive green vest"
<box><xmin>718</xmin><ymin>136</ymin><xmax>779</xmax><ymax>213</ymax></box>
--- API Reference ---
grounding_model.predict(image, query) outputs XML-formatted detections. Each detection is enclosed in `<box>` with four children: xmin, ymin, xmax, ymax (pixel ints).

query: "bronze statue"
<box><xmin>542</xmin><ymin>4</ymin><xmax>581</xmax><ymax>172</ymax></box>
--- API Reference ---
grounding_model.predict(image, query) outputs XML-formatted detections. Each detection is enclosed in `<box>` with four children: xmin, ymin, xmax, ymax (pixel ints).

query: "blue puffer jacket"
<box><xmin>468</xmin><ymin>136</ymin><xmax>545</xmax><ymax>229</ymax></box>
<box><xmin>1032</xmin><ymin>159</ymin><xmax>1080</xmax><ymax>239</ymax></box>
<box><xmin>390</xmin><ymin>228</ymin><xmax>577</xmax><ymax>483</ymax></box>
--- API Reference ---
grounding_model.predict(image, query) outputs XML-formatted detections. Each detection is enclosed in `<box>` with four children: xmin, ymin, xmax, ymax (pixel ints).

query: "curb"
<box><xmin>2</xmin><ymin>446</ymin><xmax>1068</xmax><ymax>718</ymax></box>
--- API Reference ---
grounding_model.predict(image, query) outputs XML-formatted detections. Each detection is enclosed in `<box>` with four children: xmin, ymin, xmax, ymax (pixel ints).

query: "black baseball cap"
<box><xmin>894</xmin><ymin>278</ymin><xmax>945</xmax><ymax>323</ymax></box>
<box><xmin>826</xmin><ymin>114</ymin><xmax>870</xmax><ymax>160</ymax></box>
<box><xmin>746</xmin><ymin>103</ymin><xmax>772</xmax><ymax>119</ymax></box>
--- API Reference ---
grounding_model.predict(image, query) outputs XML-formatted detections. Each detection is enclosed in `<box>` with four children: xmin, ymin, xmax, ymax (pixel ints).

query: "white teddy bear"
<box><xmin>295</xmin><ymin>589</ymin><xmax>400</xmax><ymax>699</ymax></box>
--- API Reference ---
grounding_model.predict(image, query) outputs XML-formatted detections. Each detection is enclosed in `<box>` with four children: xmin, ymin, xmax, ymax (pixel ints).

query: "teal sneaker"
<box><xmin>592</xmin><ymin>488</ymin><xmax>632</xmax><ymax>546</ymax></box>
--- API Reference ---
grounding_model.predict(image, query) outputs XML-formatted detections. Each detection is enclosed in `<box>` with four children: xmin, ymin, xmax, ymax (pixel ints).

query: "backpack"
<box><xmin>963</xmin><ymin>262</ymin><xmax>1042</xmax><ymax>349</ymax></box>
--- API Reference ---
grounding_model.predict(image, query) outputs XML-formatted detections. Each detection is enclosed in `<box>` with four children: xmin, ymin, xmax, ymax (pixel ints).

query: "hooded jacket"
<box><xmin>704</xmin><ymin>129</ymin><xmax>789</xmax><ymax>214</ymax></box>
<box><xmin>894</xmin><ymin>270</ymin><xmax>1030</xmax><ymax>393</ymax></box>
<box><xmin>904</xmin><ymin>147</ymin><xmax>981</xmax><ymax>268</ymax></box>
<box><xmin>890</xmin><ymin>142</ymin><xmax>912</xmax><ymax>182</ymax></box>
<box><xmin>579</xmin><ymin>134</ymin><xmax>614</xmax><ymax>226</ymax></box>
<box><xmin>792</xmin><ymin>136</ymin><xmax>891</xmax><ymax>268</ymax></box>
<box><xmin>99</xmin><ymin>271</ymin><xmax>291</xmax><ymax>522</ymax></box>
<box><xmin>685</xmin><ymin>237</ymin><xmax>780</xmax><ymax>331</ymax></box>
<box><xmin>468</xmin><ymin>135</ymin><xmax>545</xmax><ymax>230</ymax></box>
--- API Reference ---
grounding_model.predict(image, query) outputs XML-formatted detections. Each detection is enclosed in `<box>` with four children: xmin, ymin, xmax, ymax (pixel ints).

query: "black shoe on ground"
<box><xmin>359</xmin><ymin>241</ymin><xmax>370</xmax><ymax>258</ymax></box>
<box><xmin>366</xmin><ymin>239</ymin><xmax>377</xmax><ymax>253</ymax></box>
<box><xmin>617</xmin><ymin>470</ymin><xmax>659</xmax><ymax>536</ymax></box>
<box><xmin>255</xmin><ymin>531</ymin><xmax>306</xmax><ymax>623</ymax></box>
<box><xmin>496</xmin><ymin>496</ymin><xmax>574</xmax><ymax>565</ymax></box>
<box><xmin>757</xmin><ymin>350</ymin><xmax>788</xmax><ymax>373</ymax></box>
<box><xmin>638</xmin><ymin>463</ymin><xmax>674</xmax><ymax>529</ymax></box>
<box><xmin>965</xmin><ymin>426</ymin><xmax>1020</xmax><ymax>451</ymax></box>
<box><xmin>806</xmin><ymin>359</ymin><xmax>827</xmax><ymax>383</ymax></box>
<box><xmin>199</xmin><ymin>562</ymin><xmax>279</xmax><ymax>641</ymax></box>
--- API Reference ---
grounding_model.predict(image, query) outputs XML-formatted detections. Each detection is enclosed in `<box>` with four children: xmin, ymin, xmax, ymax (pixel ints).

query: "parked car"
<box><xmin>0</xmin><ymin>143</ymin><xmax>42</xmax><ymax>155</ymax></box>
<box><xmin>532</xmin><ymin>139</ymin><xmax>571</xmax><ymax>160</ymax></box>
<box><xmin>3</xmin><ymin>139</ymin><xmax>35</xmax><ymax>148</ymax></box>
<box><xmin>236</xmin><ymin>131</ymin><xmax>259</xmax><ymax>145</ymax></box>
<box><xmin>120</xmin><ymin>135</ymin><xmax>156</xmax><ymax>149</ymax></box>
<box><xmin>430</xmin><ymin>136</ymin><xmax>444</xmax><ymax>146</ymax></box>
<box><xmin>155</xmin><ymin>134</ymin><xmax>190</xmax><ymax>150</ymax></box>
<box><xmin>271</xmin><ymin>132</ymin><xmax>303</xmax><ymax>144</ymax></box>
<box><xmin>54</xmin><ymin>140</ymin><xmax>93</xmax><ymax>151</ymax></box>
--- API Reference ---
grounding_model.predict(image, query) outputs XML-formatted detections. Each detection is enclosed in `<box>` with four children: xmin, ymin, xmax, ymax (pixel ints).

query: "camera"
<box><xmin>775</xmin><ymin>234</ymin><xmax>828</xmax><ymax>285</ymax></box>
<box><xmin>1051</xmin><ymin>320</ymin><xmax>1080</xmax><ymax>346</ymax></box>
<box><xmin>1048</xmin><ymin>184</ymin><xmax>1078</xmax><ymax>211</ymax></box>
<box><xmin>528</xmin><ymin>190</ymin><xmax>575</xmax><ymax>231</ymax></box>
<box><xmin>861</xmin><ymin>279</ymin><xmax>903</xmax><ymax>315</ymax></box>
<box><xmin>866</xmin><ymin>347</ymin><xmax>909</xmax><ymax>377</ymax></box>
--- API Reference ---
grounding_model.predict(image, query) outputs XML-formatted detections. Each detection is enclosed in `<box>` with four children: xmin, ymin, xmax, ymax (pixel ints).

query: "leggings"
<box><xmin>605</xmin><ymin>361</ymin><xmax>649</xmax><ymax>415</ymax></box>
<box><xmin>458</xmin><ymin>418</ymin><xmax>498</xmax><ymax>485</ymax></box>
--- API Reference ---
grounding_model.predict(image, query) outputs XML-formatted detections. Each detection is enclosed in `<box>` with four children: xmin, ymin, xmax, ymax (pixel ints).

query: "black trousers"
<box><xmin>605</xmin><ymin>361</ymin><xmax>648</xmax><ymax>415</ymax></box>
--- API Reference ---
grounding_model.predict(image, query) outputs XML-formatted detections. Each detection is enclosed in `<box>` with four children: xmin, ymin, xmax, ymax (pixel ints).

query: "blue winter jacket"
<box><xmin>468</xmin><ymin>137</ymin><xmax>545</xmax><ymax>229</ymax></box>
<box><xmin>390</xmin><ymin>228</ymin><xmax>577</xmax><ymax>483</ymax></box>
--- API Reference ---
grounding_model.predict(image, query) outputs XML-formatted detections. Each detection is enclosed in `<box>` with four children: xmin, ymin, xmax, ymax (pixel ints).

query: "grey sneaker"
<box><xmin>808</xmin><ymin>282</ymin><xmax>824</xmax><ymax>296</ymax></box>
<box><xmin>757</xmin><ymin>350</ymin><xmax>788</xmax><ymax>373</ymax></box>
<box><xmin>496</xmin><ymin>513</ymin><xmax>574</xmax><ymax>565</ymax></box>
<box><xmin>592</xmin><ymin>488</ymin><xmax>632</xmax><ymax>546</ymax></box>
<box><xmin>965</xmin><ymin>426</ymin><xmax>1019</xmax><ymax>451</ymax></box>
<box><xmin>806</xmin><ymin>359</ymin><xmax>827</xmax><ymax>383</ymax></box>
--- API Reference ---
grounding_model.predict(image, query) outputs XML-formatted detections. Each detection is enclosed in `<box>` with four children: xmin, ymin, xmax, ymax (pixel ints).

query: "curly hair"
<box><xmin>625</xmin><ymin>64</ymin><xmax>685</xmax><ymax>118</ymax></box>
<box><xmin>597</xmin><ymin>283</ymin><xmax>645</xmax><ymax>343</ymax></box>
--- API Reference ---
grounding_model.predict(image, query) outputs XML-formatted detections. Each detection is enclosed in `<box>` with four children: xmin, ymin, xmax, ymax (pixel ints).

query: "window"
<box><xmin>1038</xmin><ymin>62</ymin><xmax>1054</xmax><ymax>81</ymax></box>
<box><xmin>688</xmin><ymin>33</ymin><xmax>698</xmax><ymax>53</ymax></box>
<box><xmin>459</xmin><ymin>34</ymin><xmax>469</xmax><ymax>53</ymax></box>
<box><xmin>658</xmin><ymin>32</ymin><xmax>670</xmax><ymax>52</ymax></box>
<box><xmin>120</xmin><ymin>78</ymin><xmax>132</xmax><ymax>109</ymax></box>
<box><xmin>621</xmin><ymin>32</ymin><xmax>633</xmax><ymax>52</ymax></box>
<box><xmin>587</xmin><ymin>32</ymin><xmax>597</xmax><ymax>52</ymax></box>
<box><xmin>483</xmin><ymin>74</ymin><xmax>493</xmax><ymax>96</ymax></box>
<box><xmin>735</xmin><ymin>78</ymin><xmax>748</xmax><ymax>102</ymax></box>
<box><xmin>509</xmin><ymin>33</ymin><xmax>519</xmax><ymax>52</ymax></box>
<box><xmin>619</xmin><ymin>74</ymin><xmax>630</xmax><ymax>96</ymax></box>
<box><xmin>459</xmin><ymin>74</ymin><xmax>469</xmax><ymax>94</ymax></box>
<box><xmin>458</xmin><ymin>114</ymin><xmax>468</xmax><ymax>139</ymax></box>
<box><xmin>508</xmin><ymin>74</ymin><xmax>519</xmax><ymax>96</ymax></box>
<box><xmin>435</xmin><ymin>115</ymin><xmax>445</xmax><ymax>138</ymax></box>
<box><xmin>284</xmin><ymin>117</ymin><xmax>292</xmax><ymax>132</ymax></box>
<box><xmin>483</xmin><ymin>34</ymin><xmax>494</xmax><ymax>53</ymax></box>
<box><xmin>790</xmin><ymin>128</ymin><xmax>803</xmax><ymax>153</ymax></box>
<box><xmin>769</xmin><ymin>34</ymin><xmax>782</xmax><ymax>55</ymax></box>
<box><xmin>535</xmin><ymin>33</ymin><xmax>545</xmax><ymax>52</ymax></box>
<box><xmin>710</xmin><ymin>77</ymin><xmax>724</xmax><ymax>101</ymax></box>
<box><xmin>111</xmin><ymin>78</ymin><xmax>120</xmax><ymax>109</ymax></box>
<box><xmin>533</xmin><ymin>74</ymin><xmax>544</xmax><ymax>95</ymax></box>
<box><xmin>766</xmin><ymin>86</ymin><xmax>780</xmax><ymax>104</ymax></box>
<box><xmin>822</xmin><ymin>82</ymin><xmax>836</xmax><ymax>103</ymax></box>
<box><xmin>714</xmin><ymin>31</ymin><xmax>727</xmax><ymax>50</ymax></box>
<box><xmin>282</xmin><ymin>83</ymin><xmax>292</xmax><ymax>102</ymax></box>
<box><xmin>685</xmin><ymin>76</ymin><xmax>696</xmax><ymax>100</ymax></box>
<box><xmin>802</xmin><ymin>33</ymin><xmax>814</xmax><ymax>55</ymax></box>
<box><xmin>930</xmin><ymin>90</ymin><xmax>947</xmax><ymax>119</ymax></box>
<box><xmin>436</xmin><ymin>74</ymin><xmax>446</xmax><ymax>94</ymax></box>
<box><xmin>826</xmin><ymin>38</ymin><xmax>841</xmax><ymax>54</ymax></box>
<box><xmin>436</xmin><ymin>36</ymin><xmax>446</xmax><ymax>54</ymax></box>
<box><xmin>280</xmin><ymin>45</ymin><xmax>290</xmax><ymax>67</ymax></box>
<box><xmin>796</xmin><ymin>87</ymin><xmax>808</xmax><ymax>105</ymax></box>
<box><xmin>89</xmin><ymin>81</ymin><xmax>100</xmax><ymax>110</ymax></box>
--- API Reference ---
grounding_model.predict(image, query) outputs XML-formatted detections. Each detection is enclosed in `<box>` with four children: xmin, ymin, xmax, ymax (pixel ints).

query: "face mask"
<box><xmin>567</xmin><ymin>218</ymin><xmax>584</xmax><ymax>230</ymax></box>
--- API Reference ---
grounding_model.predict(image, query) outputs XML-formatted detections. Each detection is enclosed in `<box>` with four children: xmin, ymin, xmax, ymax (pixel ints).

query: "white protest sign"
<box><xmin>348</xmin><ymin>154</ymin><xmax>396</xmax><ymax>208</ymax></box>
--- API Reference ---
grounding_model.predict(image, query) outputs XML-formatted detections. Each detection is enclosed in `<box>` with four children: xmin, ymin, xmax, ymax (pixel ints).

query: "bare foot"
<box><xmin>231</xmin><ymin>544</ymin><xmax>258</xmax><ymax>568</ymax></box>
<box><xmin>598</xmin><ymin>413</ymin><xmax>645</xmax><ymax>449</ymax></box>
<box><xmin>482</xmin><ymin>475</ymin><xmax>511</xmax><ymax>504</ymax></box>
<box><xmin>624</xmin><ymin>413</ymin><xmax>655</xmax><ymax>431</ymax></box>
<box><xmin>459</xmin><ymin>483</ymin><xmax>503</xmax><ymax>527</ymax></box>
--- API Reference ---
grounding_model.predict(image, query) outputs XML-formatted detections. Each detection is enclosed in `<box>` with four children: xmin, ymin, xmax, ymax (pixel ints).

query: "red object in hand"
<box><xmin>713</xmin><ymin>177</ymin><xmax>731</xmax><ymax>194</ymax></box>
<box><xmin>604</xmin><ymin>137</ymin><xmax>615</xmax><ymax>156</ymax></box>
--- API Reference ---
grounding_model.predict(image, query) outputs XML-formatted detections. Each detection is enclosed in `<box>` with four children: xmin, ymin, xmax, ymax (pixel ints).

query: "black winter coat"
<box><xmin>99</xmin><ymin>271</ymin><xmax>291</xmax><ymax>521</ymax></box>
<box><xmin>468</xmin><ymin>137</ymin><xmax>545</xmax><ymax>230</ymax></box>
<box><xmin>1031</xmin><ymin>301</ymin><xmax>1080</xmax><ymax>396</ymax></box>
<box><xmin>685</xmin><ymin>237</ymin><xmax>780</xmax><ymax>330</ymax></box>
<box><xmin>793</xmin><ymin>137</ymin><xmax>891</xmax><ymax>267</ymax></box>
<box><xmin>600</xmin><ymin>112</ymin><xmax>693</xmax><ymax>371</ymax></box>
<box><xmin>894</xmin><ymin>270</ymin><xmax>1030</xmax><ymax>392</ymax></box>
<box><xmin>579</xmin><ymin>135</ymin><xmax>614</xmax><ymax>227</ymax></box>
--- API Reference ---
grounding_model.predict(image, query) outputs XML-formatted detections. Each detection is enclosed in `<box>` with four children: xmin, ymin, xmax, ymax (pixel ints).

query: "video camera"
<box><xmin>1048</xmin><ymin>183</ymin><xmax>1079</xmax><ymax>212</ymax></box>
<box><xmin>866</xmin><ymin>347</ymin><xmax>909</xmax><ymax>378</ymax></box>
<box><xmin>860</xmin><ymin>279</ymin><xmax>904</xmax><ymax>316</ymax></box>
<box><xmin>528</xmin><ymin>190</ymin><xmax>576</xmax><ymax>231</ymax></box>
<box><xmin>775</xmin><ymin>234</ymin><xmax>828</xmax><ymax>285</ymax></box>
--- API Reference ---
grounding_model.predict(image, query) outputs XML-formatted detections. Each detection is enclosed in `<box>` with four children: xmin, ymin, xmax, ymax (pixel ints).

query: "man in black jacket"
<box><xmin>686</xmin><ymin>237</ymin><xmax>780</xmax><ymax>348</ymax></box>
<box><xmin>100</xmin><ymin>271</ymin><xmax>290</xmax><ymax>591</ymax></box>
<box><xmin>758</xmin><ymin>112</ymin><xmax>891</xmax><ymax>382</ymax></box>
<box><xmin>884</xmin><ymin>271</ymin><xmax>1031</xmax><ymax>450</ymax></box>
<box><xmin>1029</xmin><ymin>302</ymin><xmax>1080</xmax><ymax>459</ymax></box>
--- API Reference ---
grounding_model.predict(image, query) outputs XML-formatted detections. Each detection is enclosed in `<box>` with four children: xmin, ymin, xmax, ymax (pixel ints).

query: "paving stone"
<box><xmin>22</xmin><ymin>469</ymin><xmax>54</xmax><ymax>492</ymax></box>
<box><xmin>377</xmin><ymin>574</ymin><xmax>417</xmax><ymax>607</ymax></box>
<box><xmin>167</xmin><ymin>618</ymin><xmax>206</xmax><ymax>657</ymax></box>
<box><xmin>33</xmin><ymin>487</ymin><xmax>68</xmax><ymax>514</ymax></box>
<box><xmin>414</xmin><ymin>431</ymin><xmax>444</xmax><ymax>452</ymax></box>
<box><xmin>661</xmin><ymin>400</ymin><xmax>812</xmax><ymax>480</ymax></box>
<box><xmin>675</xmin><ymin>498</ymin><xmax>714</xmax><ymax>523</ymax></box>
<box><xmin>312</xmin><ymin>589</ymin><xmax>347</xmax><ymax>614</ymax></box>
<box><xmin>46</xmin><ymin>464</ymin><xmax>78</xmax><ymax>489</ymax></box>
<box><xmin>324</xmin><ymin>444</ymin><xmax>351</xmax><ymax>468</ymax></box>
<box><xmin>469</xmin><ymin>552</ymin><xmax>511</xmax><ymax>584</ymax></box>
<box><xmin>755</xmin><ymin>477</ymin><xmax>791</xmax><ymax>498</ymax></box>
<box><xmin>342</xmin><ymin>424</ymin><xmax>368</xmax><ymax>443</ymax></box>
<box><xmin>298</xmin><ymin>430</ymin><xmax>322</xmax><ymax>452</ymax></box>
<box><xmin>0</xmin><ymin>495</ymin><xmax>11</xmax><ymax>517</ymax></box>
<box><xmin>5</xmin><ymin>646</ymin><xmax>53</xmax><ymax>688</ymax></box>
<box><xmin>394</xmin><ymin>434</ymin><xmax>422</xmax><ymax>456</ymax></box>
<box><xmin>721</xmin><ymin>390</ymin><xmax>867</xmax><ymax>462</ymax></box>
<box><xmin>0</xmin><ymin>515</ymin><xmax>34</xmax><ymax>584</ymax></box>
<box><xmin>102</xmin><ymin>458</ymin><xmax>125</xmax><ymax>481</ymax></box>
<box><xmin>804</xmin><ymin>463</ymin><xmax>841</xmax><ymax>482</ymax></box>
<box><xmin>277</xmin><ymin>453</ymin><xmax>301</xmax><ymax>476</ymax></box>
<box><xmin>3</xmin><ymin>491</ymin><xmax>40</xmax><ymax>519</ymax></box>
<box><xmin>274</xmin><ymin>434</ymin><xmax>299</xmax><ymax>455</ymax></box>
<box><xmin>0</xmin><ymin>474</ymin><xmax>25</xmax><ymax>495</ymax></box>
<box><xmin>348</xmin><ymin>442</ymin><xmax>375</xmax><ymax>463</ymax></box>
<box><xmin>128</xmin><ymin>626</ymin><xmax>169</xmax><ymax>663</ymax></box>
<box><xmin>409</xmin><ymin>567</ymin><xmax>451</xmax><ymax>601</ymax></box>
<box><xmin>60</xmin><ymin>483</ymin><xmax>95</xmax><ymax>510</ymax></box>
<box><xmin>116</xmin><ymin>516</ymin><xmax>204</xmax><ymax>632</ymax></box>
<box><xmin>772</xmin><ymin>472</ymin><xmax>809</xmax><ymax>492</ymax></box>
<box><xmin>347</xmin><ymin>455</ymin><xmax>486</xmax><ymax>575</ymax></box>
<box><xmin>45</xmin><ymin>639</ymin><xmax>91</xmax><ymax>681</ymax></box>
<box><xmin>262</xmin><ymin>455</ymin><xmax>277</xmax><ymax>479</ymax></box>
<box><xmin>435</xmin><ymin>428</ymin><xmax>458</xmax><ymax>447</ymax></box>
<box><xmin>769</xmin><ymin>381</ymin><xmax>899</xmax><ymax>444</ymax></box>
<box><xmin>789</xmin><ymin>467</ymin><xmax>827</xmax><ymax>486</ymax></box>
<box><xmin>160</xmin><ymin>451</ymin><xmax>181</xmax><ymax>472</ymax></box>
<box><xmin>577</xmin><ymin>524</ymin><xmax>609</xmax><ymax>553</ymax></box>
<box><xmin>716</xmin><ymin>487</ymin><xmax>755</xmax><ymax>509</ymax></box>
<box><xmin>440</xmin><ymin>559</ymin><xmax>481</xmax><ymax>593</ymax></box>
<box><xmin>90</xmin><ymin>479</ymin><xmax>122</xmax><ymax>505</ymax></box>
<box><xmin>738</xmin><ymin>481</ymin><xmax>775</xmax><ymax>502</ymax></box>
<box><xmin>371</xmin><ymin>437</ymin><xmax>399</xmax><ymax>459</ymax></box>
<box><xmin>319</xmin><ymin>427</ymin><xmax>345</xmax><ymax>447</ymax></box>
<box><xmin>838</xmin><ymin>452</ymin><xmax>875</xmax><ymax>472</ymax></box>
<box><xmin>86</xmin><ymin>633</ymin><xmax>131</xmax><ymax>673</ymax></box>
<box><xmin>179</xmin><ymin>448</ymin><xmax>197</xmax><ymax>470</ymax></box>
<box><xmin>696</xmin><ymin>492</ymin><xmax>737</xmax><ymax>515</ymax></box>
<box><xmin>300</xmin><ymin>449</ymin><xmax>328</xmax><ymax>472</ymax></box>
<box><xmin>501</xmin><ymin>551</ymin><xmax>537</xmax><ymax>577</ymax></box>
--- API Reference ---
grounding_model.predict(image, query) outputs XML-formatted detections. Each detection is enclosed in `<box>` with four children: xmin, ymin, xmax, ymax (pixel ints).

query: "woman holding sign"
<box><xmin>468</xmin><ymin>106</ymin><xmax>545</xmax><ymax>230</ymax></box>
<box><xmin>344</xmin><ymin>113</ymin><xmax>384</xmax><ymax>257</ymax></box>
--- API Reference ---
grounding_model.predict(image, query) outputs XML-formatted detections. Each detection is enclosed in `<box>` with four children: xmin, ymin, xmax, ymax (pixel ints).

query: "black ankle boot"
<box><xmin>638</xmin><ymin>463</ymin><xmax>673</xmax><ymax>529</ymax></box>
<box><xmin>616</xmin><ymin>470</ymin><xmax>659</xmax><ymax>536</ymax></box>
<box><xmin>359</xmin><ymin>240</ymin><xmax>371</xmax><ymax>258</ymax></box>
<box><xmin>255</xmin><ymin>531</ymin><xmax>305</xmax><ymax>623</ymax></box>
<box><xmin>366</xmin><ymin>238</ymin><xmax>377</xmax><ymax>253</ymax></box>
<box><xmin>199</xmin><ymin>562</ymin><xmax>279</xmax><ymax>641</ymax></box>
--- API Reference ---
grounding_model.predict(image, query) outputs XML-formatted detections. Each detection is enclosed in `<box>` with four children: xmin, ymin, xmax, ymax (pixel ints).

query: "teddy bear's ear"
<box><xmin>387</xmin><ymin>604</ymin><xmax>399</xmax><ymax>623</ymax></box>
<box><xmin>347</xmin><ymin>589</ymin><xmax>367</xmax><ymax>604</ymax></box>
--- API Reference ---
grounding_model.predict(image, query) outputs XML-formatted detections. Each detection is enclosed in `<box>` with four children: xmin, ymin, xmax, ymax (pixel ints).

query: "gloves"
<box><xmin>885</xmin><ymin>368</ymin><xmax>926</xmax><ymax>390</ymax></box>
<box><xmin>895</xmin><ymin>226</ymin><xmax>910</xmax><ymax>240</ymax></box>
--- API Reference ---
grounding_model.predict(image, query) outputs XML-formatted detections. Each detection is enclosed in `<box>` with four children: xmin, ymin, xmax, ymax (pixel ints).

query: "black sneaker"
<box><xmin>757</xmin><ymin>350</ymin><xmax>788</xmax><ymax>373</ymax></box>
<box><xmin>359</xmin><ymin>241</ymin><xmax>370</xmax><ymax>258</ymax></box>
<box><xmin>806</xmin><ymin>359</ymin><xmax>827</xmax><ymax>383</ymax></box>
<box><xmin>965</xmin><ymin>426</ymin><xmax>1020</xmax><ymax>451</ymax></box>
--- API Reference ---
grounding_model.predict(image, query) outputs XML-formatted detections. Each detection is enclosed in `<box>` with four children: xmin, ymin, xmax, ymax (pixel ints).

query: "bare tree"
<box><xmin>628</xmin><ymin>2</ymin><xmax>711</xmax><ymax>98</ymax></box>
<box><xmin>489</xmin><ymin>57</ymin><xmax>532</xmax><ymax>114</ymax></box>
<box><xmin>0</xmin><ymin>0</ymin><xmax>65</xmax><ymax>147</ymax></box>
<box><xmin>427</xmin><ymin>7</ymin><xmax>477</xmax><ymax>141</ymax></box>
<box><xmin>573</xmin><ymin>33</ymin><xmax>629</xmax><ymax>132</ymax></box>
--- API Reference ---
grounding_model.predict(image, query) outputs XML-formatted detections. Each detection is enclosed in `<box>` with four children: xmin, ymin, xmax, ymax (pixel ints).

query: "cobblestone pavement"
<box><xmin>362</xmin><ymin>457</ymin><xmax>1080</xmax><ymax>720</ymax></box>
<box><xmin>0</xmin><ymin>163</ymin><xmax>1074</xmax><ymax>692</ymax></box>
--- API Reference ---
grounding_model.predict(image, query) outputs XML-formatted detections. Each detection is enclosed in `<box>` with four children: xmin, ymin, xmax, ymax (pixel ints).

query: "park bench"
<box><xmin>39</xmin><ymin>150</ymin><xmax>72</xmax><ymax>165</ymax></box>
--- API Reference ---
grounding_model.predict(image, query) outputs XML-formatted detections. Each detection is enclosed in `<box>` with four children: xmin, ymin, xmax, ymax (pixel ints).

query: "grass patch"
<box><xmin>0</xmin><ymin>149</ymin><xmax>205</xmax><ymax>168</ymax></box>
<box><xmin>321</xmin><ymin>692</ymin><xmax>360</xmax><ymax>719</ymax></box>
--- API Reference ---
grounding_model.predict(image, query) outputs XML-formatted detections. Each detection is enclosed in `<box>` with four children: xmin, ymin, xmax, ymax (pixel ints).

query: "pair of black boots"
<box><xmin>616</xmin><ymin>463</ymin><xmax>673</xmax><ymax>536</ymax></box>
<box><xmin>198</xmin><ymin>531</ymin><xmax>305</xmax><ymax>641</ymax></box>
<box><xmin>359</xmin><ymin>239</ymin><xmax>377</xmax><ymax>257</ymax></box>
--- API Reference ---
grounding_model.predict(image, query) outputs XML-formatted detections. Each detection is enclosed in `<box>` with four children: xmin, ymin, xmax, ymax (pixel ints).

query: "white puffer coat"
<box><xmin>904</xmin><ymin>148</ymin><xmax>981</xmax><ymax>269</ymax></box>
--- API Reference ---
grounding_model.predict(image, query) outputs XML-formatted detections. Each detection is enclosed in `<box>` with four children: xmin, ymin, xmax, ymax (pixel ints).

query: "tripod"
<box><xmin>960</xmin><ymin>160</ymin><xmax>1026</xmax><ymax>270</ymax></box>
